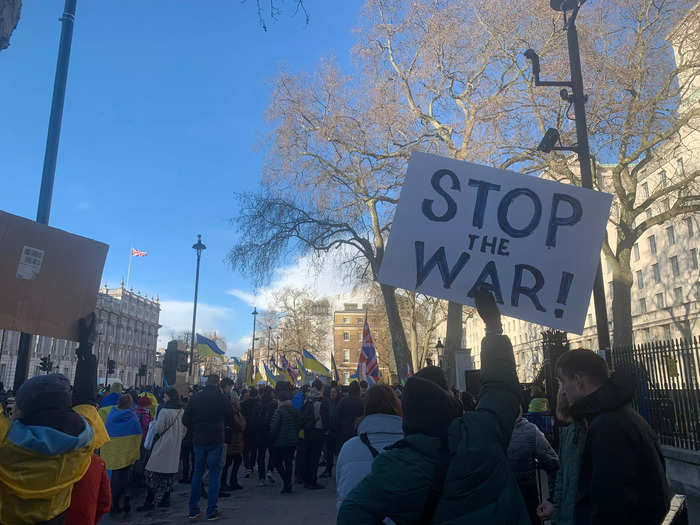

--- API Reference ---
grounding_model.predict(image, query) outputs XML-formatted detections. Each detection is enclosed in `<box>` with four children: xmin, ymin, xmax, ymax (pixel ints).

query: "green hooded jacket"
<box><xmin>337</xmin><ymin>334</ymin><xmax>530</xmax><ymax>525</ymax></box>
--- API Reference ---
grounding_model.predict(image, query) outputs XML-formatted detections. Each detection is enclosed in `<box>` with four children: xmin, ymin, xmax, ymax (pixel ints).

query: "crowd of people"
<box><xmin>0</xmin><ymin>289</ymin><xmax>680</xmax><ymax>524</ymax></box>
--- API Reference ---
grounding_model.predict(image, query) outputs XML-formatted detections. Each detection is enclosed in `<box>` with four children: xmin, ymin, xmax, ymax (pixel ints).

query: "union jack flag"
<box><xmin>280</xmin><ymin>355</ymin><xmax>298</xmax><ymax>381</ymax></box>
<box><xmin>357</xmin><ymin>319</ymin><xmax>381</xmax><ymax>385</ymax></box>
<box><xmin>131</xmin><ymin>248</ymin><xmax>147</xmax><ymax>257</ymax></box>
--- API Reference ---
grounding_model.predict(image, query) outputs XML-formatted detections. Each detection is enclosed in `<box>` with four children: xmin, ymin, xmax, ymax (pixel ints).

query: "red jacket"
<box><xmin>65</xmin><ymin>454</ymin><xmax>111</xmax><ymax>524</ymax></box>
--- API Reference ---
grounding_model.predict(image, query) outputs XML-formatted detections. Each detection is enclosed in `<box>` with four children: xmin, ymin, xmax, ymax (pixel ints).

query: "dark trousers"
<box><xmin>180</xmin><ymin>441</ymin><xmax>194</xmax><ymax>480</ymax></box>
<box><xmin>222</xmin><ymin>453</ymin><xmax>242</xmax><ymax>487</ymax></box>
<box><xmin>110</xmin><ymin>466</ymin><xmax>133</xmax><ymax>513</ymax></box>
<box><xmin>256</xmin><ymin>443</ymin><xmax>269</xmax><ymax>480</ymax></box>
<box><xmin>303</xmin><ymin>430</ymin><xmax>325</xmax><ymax>486</ymax></box>
<box><xmin>295</xmin><ymin>438</ymin><xmax>305</xmax><ymax>482</ymax></box>
<box><xmin>274</xmin><ymin>446</ymin><xmax>296</xmax><ymax>491</ymax></box>
<box><xmin>518</xmin><ymin>482</ymin><xmax>541</xmax><ymax>525</ymax></box>
<box><xmin>244</xmin><ymin>435</ymin><xmax>257</xmax><ymax>470</ymax></box>
<box><xmin>323</xmin><ymin>432</ymin><xmax>336</xmax><ymax>473</ymax></box>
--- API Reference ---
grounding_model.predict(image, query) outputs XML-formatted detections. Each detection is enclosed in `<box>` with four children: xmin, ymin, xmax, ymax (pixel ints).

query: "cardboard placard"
<box><xmin>0</xmin><ymin>210</ymin><xmax>109</xmax><ymax>341</ymax></box>
<box><xmin>378</xmin><ymin>152</ymin><xmax>613</xmax><ymax>333</ymax></box>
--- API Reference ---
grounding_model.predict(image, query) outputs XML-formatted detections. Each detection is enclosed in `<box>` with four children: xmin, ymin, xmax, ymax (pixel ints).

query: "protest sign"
<box><xmin>0</xmin><ymin>210</ymin><xmax>109</xmax><ymax>341</ymax></box>
<box><xmin>378</xmin><ymin>152</ymin><xmax>613</xmax><ymax>334</ymax></box>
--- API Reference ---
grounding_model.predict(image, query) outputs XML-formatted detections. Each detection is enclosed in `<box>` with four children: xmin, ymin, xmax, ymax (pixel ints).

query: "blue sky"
<box><xmin>0</xmin><ymin>1</ymin><xmax>361</xmax><ymax>356</ymax></box>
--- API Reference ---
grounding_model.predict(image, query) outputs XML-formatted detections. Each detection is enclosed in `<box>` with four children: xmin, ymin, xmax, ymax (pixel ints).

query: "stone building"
<box><xmin>332</xmin><ymin>302</ymin><xmax>391</xmax><ymax>385</ymax></box>
<box><xmin>0</xmin><ymin>283</ymin><xmax>160</xmax><ymax>388</ymax></box>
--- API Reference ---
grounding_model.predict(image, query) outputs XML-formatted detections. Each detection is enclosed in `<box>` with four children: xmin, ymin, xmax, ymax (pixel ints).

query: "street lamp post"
<box><xmin>13</xmin><ymin>0</ymin><xmax>78</xmax><ymax>391</ymax></box>
<box><xmin>189</xmin><ymin>235</ymin><xmax>206</xmax><ymax>382</ymax></box>
<box><xmin>435</xmin><ymin>338</ymin><xmax>445</xmax><ymax>369</ymax></box>
<box><xmin>524</xmin><ymin>0</ymin><xmax>611</xmax><ymax>355</ymax></box>
<box><xmin>247</xmin><ymin>308</ymin><xmax>258</xmax><ymax>384</ymax></box>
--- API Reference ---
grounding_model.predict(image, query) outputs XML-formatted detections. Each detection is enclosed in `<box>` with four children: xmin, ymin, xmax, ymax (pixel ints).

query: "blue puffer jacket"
<box><xmin>335</xmin><ymin>413</ymin><xmax>403</xmax><ymax>511</ymax></box>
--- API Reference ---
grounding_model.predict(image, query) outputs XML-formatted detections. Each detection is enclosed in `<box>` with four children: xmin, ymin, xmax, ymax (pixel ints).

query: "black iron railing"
<box><xmin>611</xmin><ymin>337</ymin><xmax>700</xmax><ymax>451</ymax></box>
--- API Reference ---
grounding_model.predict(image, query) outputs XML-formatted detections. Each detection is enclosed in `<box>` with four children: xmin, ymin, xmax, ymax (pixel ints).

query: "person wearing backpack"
<box><xmin>270</xmin><ymin>383</ymin><xmax>301</xmax><ymax>494</ymax></box>
<box><xmin>335</xmin><ymin>384</ymin><xmax>403</xmax><ymax>512</ymax></box>
<box><xmin>301</xmin><ymin>379</ymin><xmax>328</xmax><ymax>490</ymax></box>
<box><xmin>337</xmin><ymin>288</ymin><xmax>530</xmax><ymax>524</ymax></box>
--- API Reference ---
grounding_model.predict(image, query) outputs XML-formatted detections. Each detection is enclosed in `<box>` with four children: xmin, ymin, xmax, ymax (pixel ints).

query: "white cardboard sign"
<box><xmin>378</xmin><ymin>152</ymin><xmax>613</xmax><ymax>334</ymax></box>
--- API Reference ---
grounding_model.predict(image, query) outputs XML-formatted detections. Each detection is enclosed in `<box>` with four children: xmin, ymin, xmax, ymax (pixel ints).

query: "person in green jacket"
<box><xmin>270</xmin><ymin>382</ymin><xmax>301</xmax><ymax>494</ymax></box>
<box><xmin>337</xmin><ymin>288</ymin><xmax>530</xmax><ymax>525</ymax></box>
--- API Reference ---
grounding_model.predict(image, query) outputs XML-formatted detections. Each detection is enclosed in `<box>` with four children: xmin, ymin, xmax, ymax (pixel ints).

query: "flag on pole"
<box><xmin>263</xmin><ymin>363</ymin><xmax>277</xmax><ymax>386</ymax></box>
<box><xmin>254</xmin><ymin>365</ymin><xmax>264</xmax><ymax>384</ymax></box>
<box><xmin>280</xmin><ymin>355</ymin><xmax>298</xmax><ymax>382</ymax></box>
<box><xmin>302</xmin><ymin>349</ymin><xmax>331</xmax><ymax>377</ymax></box>
<box><xmin>331</xmin><ymin>353</ymin><xmax>340</xmax><ymax>382</ymax></box>
<box><xmin>231</xmin><ymin>357</ymin><xmax>241</xmax><ymax>373</ymax></box>
<box><xmin>131</xmin><ymin>248</ymin><xmax>147</xmax><ymax>257</ymax></box>
<box><xmin>357</xmin><ymin>319</ymin><xmax>381</xmax><ymax>385</ymax></box>
<box><xmin>296</xmin><ymin>358</ymin><xmax>308</xmax><ymax>385</ymax></box>
<box><xmin>196</xmin><ymin>334</ymin><xmax>225</xmax><ymax>361</ymax></box>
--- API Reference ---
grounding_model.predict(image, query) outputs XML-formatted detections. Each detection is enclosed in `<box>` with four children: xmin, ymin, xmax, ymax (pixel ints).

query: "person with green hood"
<box><xmin>337</xmin><ymin>288</ymin><xmax>529</xmax><ymax>524</ymax></box>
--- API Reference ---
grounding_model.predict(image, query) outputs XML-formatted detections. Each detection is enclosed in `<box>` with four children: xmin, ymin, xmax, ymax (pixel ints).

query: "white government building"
<box><xmin>0</xmin><ymin>283</ymin><xmax>160</xmax><ymax>388</ymax></box>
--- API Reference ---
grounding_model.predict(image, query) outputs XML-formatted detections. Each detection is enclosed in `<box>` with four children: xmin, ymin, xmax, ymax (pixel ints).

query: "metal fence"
<box><xmin>611</xmin><ymin>337</ymin><xmax>700</xmax><ymax>451</ymax></box>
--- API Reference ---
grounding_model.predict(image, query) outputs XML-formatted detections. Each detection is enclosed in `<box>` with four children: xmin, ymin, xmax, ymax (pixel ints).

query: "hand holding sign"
<box><xmin>378</xmin><ymin>152</ymin><xmax>612</xmax><ymax>334</ymax></box>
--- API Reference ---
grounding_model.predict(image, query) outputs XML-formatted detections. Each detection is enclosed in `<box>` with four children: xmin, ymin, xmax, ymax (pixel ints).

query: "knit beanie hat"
<box><xmin>401</xmin><ymin>376</ymin><xmax>456</xmax><ymax>438</ymax></box>
<box><xmin>16</xmin><ymin>374</ymin><xmax>72</xmax><ymax>417</ymax></box>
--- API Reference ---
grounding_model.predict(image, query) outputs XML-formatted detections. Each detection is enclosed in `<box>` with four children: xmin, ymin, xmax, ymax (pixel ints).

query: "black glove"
<box><xmin>474</xmin><ymin>287</ymin><xmax>502</xmax><ymax>335</ymax></box>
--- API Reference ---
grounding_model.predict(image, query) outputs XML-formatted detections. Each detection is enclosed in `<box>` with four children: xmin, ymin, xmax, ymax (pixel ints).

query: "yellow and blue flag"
<box><xmin>101</xmin><ymin>408</ymin><xmax>142</xmax><ymax>471</ymax></box>
<box><xmin>232</xmin><ymin>357</ymin><xmax>242</xmax><ymax>373</ymax></box>
<box><xmin>254</xmin><ymin>365</ymin><xmax>264</xmax><ymax>384</ymax></box>
<box><xmin>263</xmin><ymin>363</ymin><xmax>277</xmax><ymax>386</ymax></box>
<box><xmin>296</xmin><ymin>358</ymin><xmax>308</xmax><ymax>384</ymax></box>
<box><xmin>302</xmin><ymin>349</ymin><xmax>331</xmax><ymax>376</ymax></box>
<box><xmin>197</xmin><ymin>333</ymin><xmax>226</xmax><ymax>360</ymax></box>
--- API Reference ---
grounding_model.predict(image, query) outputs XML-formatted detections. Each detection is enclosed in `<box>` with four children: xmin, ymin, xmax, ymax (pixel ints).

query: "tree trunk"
<box><xmin>611</xmin><ymin>247</ymin><xmax>634</xmax><ymax>348</ymax></box>
<box><xmin>444</xmin><ymin>301</ymin><xmax>462</xmax><ymax>388</ymax></box>
<box><xmin>380</xmin><ymin>283</ymin><xmax>411</xmax><ymax>382</ymax></box>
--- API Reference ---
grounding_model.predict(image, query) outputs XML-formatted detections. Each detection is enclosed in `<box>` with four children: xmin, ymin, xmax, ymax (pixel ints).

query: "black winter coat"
<box><xmin>569</xmin><ymin>370</ymin><xmax>670</xmax><ymax>525</ymax></box>
<box><xmin>336</xmin><ymin>395</ymin><xmax>364</xmax><ymax>444</ymax></box>
<box><xmin>182</xmin><ymin>386</ymin><xmax>234</xmax><ymax>446</ymax></box>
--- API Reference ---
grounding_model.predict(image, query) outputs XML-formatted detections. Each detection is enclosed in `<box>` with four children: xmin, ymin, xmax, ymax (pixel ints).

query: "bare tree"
<box><xmin>0</xmin><ymin>0</ymin><xmax>21</xmax><ymax>51</ymax></box>
<box><xmin>272</xmin><ymin>287</ymin><xmax>330</xmax><ymax>362</ymax></box>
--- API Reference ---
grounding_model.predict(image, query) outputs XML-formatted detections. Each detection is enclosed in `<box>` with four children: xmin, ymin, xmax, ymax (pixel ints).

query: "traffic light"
<box><xmin>39</xmin><ymin>356</ymin><xmax>53</xmax><ymax>374</ymax></box>
<box><xmin>107</xmin><ymin>359</ymin><xmax>116</xmax><ymax>375</ymax></box>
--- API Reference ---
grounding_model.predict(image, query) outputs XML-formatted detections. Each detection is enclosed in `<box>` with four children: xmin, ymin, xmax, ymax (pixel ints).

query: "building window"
<box><xmin>677</xmin><ymin>158</ymin><xmax>685</xmax><ymax>176</ymax></box>
<box><xmin>674</xmin><ymin>287</ymin><xmax>683</xmax><ymax>305</ymax></box>
<box><xmin>649</xmin><ymin>235</ymin><xmax>656</xmax><ymax>254</ymax></box>
<box><xmin>686</xmin><ymin>218</ymin><xmax>694</xmax><ymax>237</ymax></box>
<box><xmin>608</xmin><ymin>281</ymin><xmax>614</xmax><ymax>300</ymax></box>
<box><xmin>642</xmin><ymin>327</ymin><xmax>651</xmax><ymax>342</ymax></box>
<box><xmin>656</xmin><ymin>293</ymin><xmax>665</xmax><ymax>309</ymax></box>
<box><xmin>652</xmin><ymin>263</ymin><xmax>661</xmax><ymax>283</ymax></box>
<box><xmin>662</xmin><ymin>199</ymin><xmax>670</xmax><ymax>212</ymax></box>
<box><xmin>343</xmin><ymin>349</ymin><xmax>350</xmax><ymax>363</ymax></box>
<box><xmin>343</xmin><ymin>317</ymin><xmax>349</xmax><ymax>324</ymax></box>
<box><xmin>660</xmin><ymin>170</ymin><xmax>667</xmax><ymax>188</ymax></box>
<box><xmin>646</xmin><ymin>208</ymin><xmax>652</xmax><ymax>219</ymax></box>
<box><xmin>343</xmin><ymin>332</ymin><xmax>350</xmax><ymax>341</ymax></box>
<box><xmin>587</xmin><ymin>314</ymin><xmax>593</xmax><ymax>326</ymax></box>
<box><xmin>692</xmin><ymin>249</ymin><xmax>698</xmax><ymax>270</ymax></box>
<box><xmin>636</xmin><ymin>270</ymin><xmax>644</xmax><ymax>289</ymax></box>
<box><xmin>641</xmin><ymin>182</ymin><xmax>649</xmax><ymax>199</ymax></box>
<box><xmin>663</xmin><ymin>324</ymin><xmax>672</xmax><ymax>340</ymax></box>
<box><xmin>666</xmin><ymin>225</ymin><xmax>675</xmax><ymax>245</ymax></box>
<box><xmin>670</xmin><ymin>256</ymin><xmax>680</xmax><ymax>277</ymax></box>
<box><xmin>633</xmin><ymin>243</ymin><xmax>640</xmax><ymax>261</ymax></box>
<box><xmin>639</xmin><ymin>298</ymin><xmax>647</xmax><ymax>314</ymax></box>
<box><xmin>343</xmin><ymin>372</ymin><xmax>350</xmax><ymax>385</ymax></box>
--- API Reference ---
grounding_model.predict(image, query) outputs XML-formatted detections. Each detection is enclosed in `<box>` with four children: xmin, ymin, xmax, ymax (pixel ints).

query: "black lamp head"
<box><xmin>550</xmin><ymin>0</ymin><xmax>582</xmax><ymax>11</ymax></box>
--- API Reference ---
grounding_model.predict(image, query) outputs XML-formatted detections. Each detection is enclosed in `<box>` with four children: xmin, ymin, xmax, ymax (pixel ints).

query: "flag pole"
<box><xmin>126</xmin><ymin>246</ymin><xmax>133</xmax><ymax>289</ymax></box>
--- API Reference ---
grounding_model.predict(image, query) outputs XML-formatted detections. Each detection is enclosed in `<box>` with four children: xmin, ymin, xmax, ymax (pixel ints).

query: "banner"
<box><xmin>378</xmin><ymin>152</ymin><xmax>613</xmax><ymax>333</ymax></box>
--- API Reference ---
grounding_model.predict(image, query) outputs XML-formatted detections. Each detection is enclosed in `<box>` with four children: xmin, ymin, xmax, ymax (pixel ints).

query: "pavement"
<box><xmin>100</xmin><ymin>468</ymin><xmax>337</xmax><ymax>525</ymax></box>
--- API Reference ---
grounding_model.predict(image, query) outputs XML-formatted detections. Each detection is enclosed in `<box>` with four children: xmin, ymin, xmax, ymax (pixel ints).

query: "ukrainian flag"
<box><xmin>296</xmin><ymin>358</ymin><xmax>308</xmax><ymax>385</ymax></box>
<box><xmin>232</xmin><ymin>357</ymin><xmax>242</xmax><ymax>373</ymax></box>
<box><xmin>197</xmin><ymin>333</ymin><xmax>226</xmax><ymax>360</ymax></box>
<box><xmin>302</xmin><ymin>349</ymin><xmax>331</xmax><ymax>376</ymax></box>
<box><xmin>254</xmin><ymin>365</ymin><xmax>264</xmax><ymax>384</ymax></box>
<box><xmin>263</xmin><ymin>363</ymin><xmax>277</xmax><ymax>386</ymax></box>
<box><xmin>101</xmin><ymin>408</ymin><xmax>142</xmax><ymax>471</ymax></box>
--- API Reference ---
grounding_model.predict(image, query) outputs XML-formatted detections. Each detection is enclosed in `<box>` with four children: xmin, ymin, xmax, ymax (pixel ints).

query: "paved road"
<box><xmin>101</xmin><ymin>469</ymin><xmax>337</xmax><ymax>524</ymax></box>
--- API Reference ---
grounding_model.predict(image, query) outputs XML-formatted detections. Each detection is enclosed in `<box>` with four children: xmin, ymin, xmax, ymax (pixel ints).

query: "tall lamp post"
<box><xmin>189</xmin><ymin>235</ymin><xmax>206</xmax><ymax>382</ymax></box>
<box><xmin>524</xmin><ymin>0</ymin><xmax>611</xmax><ymax>355</ymax></box>
<box><xmin>435</xmin><ymin>338</ymin><xmax>445</xmax><ymax>369</ymax></box>
<box><xmin>14</xmin><ymin>0</ymin><xmax>78</xmax><ymax>391</ymax></box>
<box><xmin>247</xmin><ymin>307</ymin><xmax>258</xmax><ymax>383</ymax></box>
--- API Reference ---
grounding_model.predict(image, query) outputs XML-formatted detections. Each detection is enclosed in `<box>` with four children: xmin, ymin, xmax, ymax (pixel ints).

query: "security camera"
<box><xmin>538</xmin><ymin>128</ymin><xmax>560</xmax><ymax>153</ymax></box>
<box><xmin>524</xmin><ymin>49</ymin><xmax>540</xmax><ymax>78</ymax></box>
